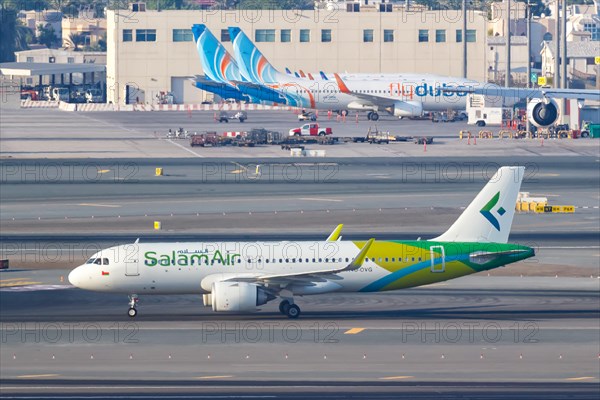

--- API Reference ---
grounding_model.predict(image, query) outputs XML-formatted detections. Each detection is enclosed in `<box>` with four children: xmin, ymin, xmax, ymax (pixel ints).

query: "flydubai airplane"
<box><xmin>190</xmin><ymin>24</ymin><xmax>249</xmax><ymax>102</ymax></box>
<box><xmin>192</xmin><ymin>24</ymin><xmax>291</xmax><ymax>105</ymax></box>
<box><xmin>228</xmin><ymin>26</ymin><xmax>485</xmax><ymax>121</ymax></box>
<box><xmin>69</xmin><ymin>167</ymin><xmax>534</xmax><ymax>319</ymax></box>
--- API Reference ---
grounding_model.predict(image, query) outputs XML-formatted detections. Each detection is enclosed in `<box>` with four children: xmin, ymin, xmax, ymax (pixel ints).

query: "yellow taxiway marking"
<box><xmin>299</xmin><ymin>197</ymin><xmax>343</xmax><ymax>202</ymax></box>
<box><xmin>97</xmin><ymin>169</ymin><xmax>111</xmax><ymax>174</ymax></box>
<box><xmin>77</xmin><ymin>203</ymin><xmax>121</xmax><ymax>208</ymax></box>
<box><xmin>344</xmin><ymin>328</ymin><xmax>365</xmax><ymax>335</ymax></box>
<box><xmin>566</xmin><ymin>377</ymin><xmax>595</xmax><ymax>381</ymax></box>
<box><xmin>0</xmin><ymin>278</ymin><xmax>29</xmax><ymax>282</ymax></box>
<box><xmin>379</xmin><ymin>376</ymin><xmax>414</xmax><ymax>380</ymax></box>
<box><xmin>195</xmin><ymin>375</ymin><xmax>233</xmax><ymax>380</ymax></box>
<box><xmin>17</xmin><ymin>374</ymin><xmax>60</xmax><ymax>379</ymax></box>
<box><xmin>0</xmin><ymin>281</ymin><xmax>41</xmax><ymax>287</ymax></box>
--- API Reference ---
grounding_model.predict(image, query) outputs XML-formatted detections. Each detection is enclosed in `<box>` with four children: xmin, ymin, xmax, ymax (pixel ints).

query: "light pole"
<box><xmin>526</xmin><ymin>0</ymin><xmax>532</xmax><ymax>134</ymax></box>
<box><xmin>505</xmin><ymin>0</ymin><xmax>511</xmax><ymax>88</ymax></box>
<box><xmin>554</xmin><ymin>0</ymin><xmax>560</xmax><ymax>88</ymax></box>
<box><xmin>462</xmin><ymin>0</ymin><xmax>467</xmax><ymax>78</ymax></box>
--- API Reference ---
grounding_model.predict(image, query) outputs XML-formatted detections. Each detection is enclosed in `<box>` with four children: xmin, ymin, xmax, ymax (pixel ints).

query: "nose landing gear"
<box><xmin>128</xmin><ymin>294</ymin><xmax>138</xmax><ymax>317</ymax></box>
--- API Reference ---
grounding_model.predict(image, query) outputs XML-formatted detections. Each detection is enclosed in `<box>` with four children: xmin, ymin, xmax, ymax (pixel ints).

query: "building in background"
<box><xmin>106</xmin><ymin>4</ymin><xmax>487</xmax><ymax>105</ymax></box>
<box><xmin>18</xmin><ymin>9</ymin><xmax>63</xmax><ymax>44</ymax></box>
<box><xmin>62</xmin><ymin>16</ymin><xmax>107</xmax><ymax>49</ymax></box>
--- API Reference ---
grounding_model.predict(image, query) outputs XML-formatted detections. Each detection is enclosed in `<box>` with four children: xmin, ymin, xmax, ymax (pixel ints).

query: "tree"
<box><xmin>0</xmin><ymin>7</ymin><xmax>17</xmax><ymax>62</ymax></box>
<box><xmin>65</xmin><ymin>32</ymin><xmax>86</xmax><ymax>51</ymax></box>
<box><xmin>15</xmin><ymin>22</ymin><xmax>32</xmax><ymax>51</ymax></box>
<box><xmin>37</xmin><ymin>24</ymin><xmax>58</xmax><ymax>48</ymax></box>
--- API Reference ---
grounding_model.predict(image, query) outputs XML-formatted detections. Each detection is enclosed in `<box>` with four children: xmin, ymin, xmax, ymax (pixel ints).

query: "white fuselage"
<box><xmin>68</xmin><ymin>241</ymin><xmax>389</xmax><ymax>295</ymax></box>
<box><xmin>274</xmin><ymin>73</ymin><xmax>478</xmax><ymax>113</ymax></box>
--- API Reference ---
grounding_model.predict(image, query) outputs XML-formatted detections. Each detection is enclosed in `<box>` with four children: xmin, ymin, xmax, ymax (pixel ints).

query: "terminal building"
<box><xmin>106</xmin><ymin>4</ymin><xmax>488</xmax><ymax>105</ymax></box>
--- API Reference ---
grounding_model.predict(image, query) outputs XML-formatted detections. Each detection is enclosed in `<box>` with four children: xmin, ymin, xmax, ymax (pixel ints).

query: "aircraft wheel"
<box><xmin>286</xmin><ymin>304</ymin><xmax>301</xmax><ymax>319</ymax></box>
<box><xmin>128</xmin><ymin>308</ymin><xmax>137</xmax><ymax>318</ymax></box>
<box><xmin>279</xmin><ymin>300</ymin><xmax>290</xmax><ymax>314</ymax></box>
<box><xmin>367</xmin><ymin>111</ymin><xmax>373</xmax><ymax>120</ymax></box>
<box><xmin>371</xmin><ymin>112</ymin><xmax>379</xmax><ymax>121</ymax></box>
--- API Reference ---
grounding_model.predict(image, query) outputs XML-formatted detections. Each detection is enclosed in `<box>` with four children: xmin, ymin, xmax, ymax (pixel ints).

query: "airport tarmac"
<box><xmin>1</xmin><ymin>108</ymin><xmax>599</xmax><ymax>158</ymax></box>
<box><xmin>1</xmin><ymin>111</ymin><xmax>599</xmax><ymax>398</ymax></box>
<box><xmin>1</xmin><ymin>269</ymin><xmax>599</xmax><ymax>397</ymax></box>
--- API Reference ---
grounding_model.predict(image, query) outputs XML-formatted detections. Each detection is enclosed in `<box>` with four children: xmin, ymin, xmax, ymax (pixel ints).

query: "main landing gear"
<box><xmin>367</xmin><ymin>111</ymin><xmax>379</xmax><ymax>121</ymax></box>
<box><xmin>279</xmin><ymin>299</ymin><xmax>301</xmax><ymax>319</ymax></box>
<box><xmin>128</xmin><ymin>294</ymin><xmax>138</xmax><ymax>317</ymax></box>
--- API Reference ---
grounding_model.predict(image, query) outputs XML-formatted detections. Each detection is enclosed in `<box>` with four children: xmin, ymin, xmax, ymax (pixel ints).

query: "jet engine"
<box><xmin>211</xmin><ymin>281</ymin><xmax>275</xmax><ymax>312</ymax></box>
<box><xmin>386</xmin><ymin>101</ymin><xmax>423</xmax><ymax>118</ymax></box>
<box><xmin>527</xmin><ymin>98</ymin><xmax>560</xmax><ymax>128</ymax></box>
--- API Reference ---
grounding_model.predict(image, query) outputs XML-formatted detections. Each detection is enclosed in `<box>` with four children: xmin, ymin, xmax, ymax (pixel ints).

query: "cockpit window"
<box><xmin>102</xmin><ymin>258</ymin><xmax>109</xmax><ymax>265</ymax></box>
<box><xmin>86</xmin><ymin>258</ymin><xmax>96</xmax><ymax>264</ymax></box>
<box><xmin>93</xmin><ymin>259</ymin><xmax>102</xmax><ymax>265</ymax></box>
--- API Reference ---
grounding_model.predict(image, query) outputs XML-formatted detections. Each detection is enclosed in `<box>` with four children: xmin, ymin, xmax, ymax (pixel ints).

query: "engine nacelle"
<box><xmin>527</xmin><ymin>98</ymin><xmax>560</xmax><ymax>128</ymax></box>
<box><xmin>211</xmin><ymin>281</ymin><xmax>275</xmax><ymax>312</ymax></box>
<box><xmin>386</xmin><ymin>101</ymin><xmax>423</xmax><ymax>118</ymax></box>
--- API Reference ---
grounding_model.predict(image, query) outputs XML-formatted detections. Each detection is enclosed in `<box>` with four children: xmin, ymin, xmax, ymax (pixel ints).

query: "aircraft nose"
<box><xmin>68</xmin><ymin>266</ymin><xmax>84</xmax><ymax>288</ymax></box>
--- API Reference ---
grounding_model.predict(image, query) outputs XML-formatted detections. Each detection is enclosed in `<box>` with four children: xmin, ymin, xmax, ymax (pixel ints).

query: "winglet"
<box><xmin>326</xmin><ymin>224</ymin><xmax>344</xmax><ymax>242</ymax></box>
<box><xmin>333</xmin><ymin>73</ymin><xmax>351</xmax><ymax>94</ymax></box>
<box><xmin>320</xmin><ymin>71</ymin><xmax>328</xmax><ymax>80</ymax></box>
<box><xmin>299</xmin><ymin>70</ymin><xmax>306</xmax><ymax>78</ymax></box>
<box><xmin>307</xmin><ymin>73</ymin><xmax>314</xmax><ymax>81</ymax></box>
<box><xmin>285</xmin><ymin>67</ymin><xmax>292</xmax><ymax>75</ymax></box>
<box><xmin>344</xmin><ymin>238</ymin><xmax>375</xmax><ymax>271</ymax></box>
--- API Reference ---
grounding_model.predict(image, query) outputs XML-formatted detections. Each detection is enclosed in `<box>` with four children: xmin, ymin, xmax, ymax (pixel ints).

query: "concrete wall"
<box><xmin>107</xmin><ymin>8</ymin><xmax>487</xmax><ymax>105</ymax></box>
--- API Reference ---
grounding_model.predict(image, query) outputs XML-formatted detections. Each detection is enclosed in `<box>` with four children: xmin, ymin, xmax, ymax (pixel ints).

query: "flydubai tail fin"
<box><xmin>229</xmin><ymin>26</ymin><xmax>284</xmax><ymax>84</ymax></box>
<box><xmin>432</xmin><ymin>167</ymin><xmax>525</xmax><ymax>244</ymax></box>
<box><xmin>192</xmin><ymin>24</ymin><xmax>242</xmax><ymax>83</ymax></box>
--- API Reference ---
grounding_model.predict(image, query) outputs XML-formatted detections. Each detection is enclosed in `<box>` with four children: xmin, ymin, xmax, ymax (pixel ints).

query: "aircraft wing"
<box><xmin>216</xmin><ymin>238</ymin><xmax>374</xmax><ymax>289</ymax></box>
<box><xmin>256</xmin><ymin>238</ymin><xmax>374</xmax><ymax>282</ymax></box>
<box><xmin>193</xmin><ymin>75</ymin><xmax>232</xmax><ymax>89</ymax></box>
<box><xmin>442</xmin><ymin>85</ymin><xmax>600</xmax><ymax>101</ymax></box>
<box><xmin>333</xmin><ymin>73</ymin><xmax>398</xmax><ymax>108</ymax></box>
<box><xmin>231</xmin><ymin>80</ymin><xmax>287</xmax><ymax>102</ymax></box>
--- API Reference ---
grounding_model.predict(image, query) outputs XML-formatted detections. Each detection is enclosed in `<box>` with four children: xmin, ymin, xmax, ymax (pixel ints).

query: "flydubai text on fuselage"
<box><xmin>68</xmin><ymin>167</ymin><xmax>535</xmax><ymax>318</ymax></box>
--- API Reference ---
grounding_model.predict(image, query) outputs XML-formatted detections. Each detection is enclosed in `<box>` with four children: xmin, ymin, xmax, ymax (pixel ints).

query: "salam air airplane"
<box><xmin>69</xmin><ymin>167</ymin><xmax>534</xmax><ymax>318</ymax></box>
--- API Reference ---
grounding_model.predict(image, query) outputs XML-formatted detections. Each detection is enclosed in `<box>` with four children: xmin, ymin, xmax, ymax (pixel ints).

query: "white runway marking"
<box><xmin>165</xmin><ymin>139</ymin><xmax>205</xmax><ymax>158</ymax></box>
<box><xmin>299</xmin><ymin>197</ymin><xmax>343</xmax><ymax>202</ymax></box>
<box><xmin>0</xmin><ymin>284</ymin><xmax>74</xmax><ymax>292</ymax></box>
<box><xmin>76</xmin><ymin>203</ymin><xmax>121</xmax><ymax>208</ymax></box>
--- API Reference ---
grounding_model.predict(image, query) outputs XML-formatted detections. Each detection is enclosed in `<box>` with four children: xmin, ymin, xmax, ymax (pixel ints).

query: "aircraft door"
<box><xmin>123</xmin><ymin>244</ymin><xmax>140</xmax><ymax>276</ymax></box>
<box><xmin>429</xmin><ymin>245</ymin><xmax>445</xmax><ymax>273</ymax></box>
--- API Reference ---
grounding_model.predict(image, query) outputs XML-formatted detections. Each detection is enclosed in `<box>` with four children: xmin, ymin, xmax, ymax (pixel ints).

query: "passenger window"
<box><xmin>392</xmin><ymin>258</ymin><xmax>395</xmax><ymax>262</ymax></box>
<box><xmin>385</xmin><ymin>258</ymin><xmax>389</xmax><ymax>262</ymax></box>
<box><xmin>411</xmin><ymin>257</ymin><xmax>415</xmax><ymax>262</ymax></box>
<box><xmin>265</xmin><ymin>259</ymin><xmax>269</xmax><ymax>263</ymax></box>
<box><xmin>312</xmin><ymin>258</ymin><xmax>316</xmax><ymax>262</ymax></box>
<box><xmin>345</xmin><ymin>258</ymin><xmax>349</xmax><ymax>262</ymax></box>
<box><xmin>279</xmin><ymin>259</ymin><xmax>283</xmax><ymax>263</ymax></box>
<box><xmin>325</xmin><ymin>258</ymin><xmax>329</xmax><ymax>262</ymax></box>
<box><xmin>318</xmin><ymin>258</ymin><xmax>322</xmax><ymax>262</ymax></box>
